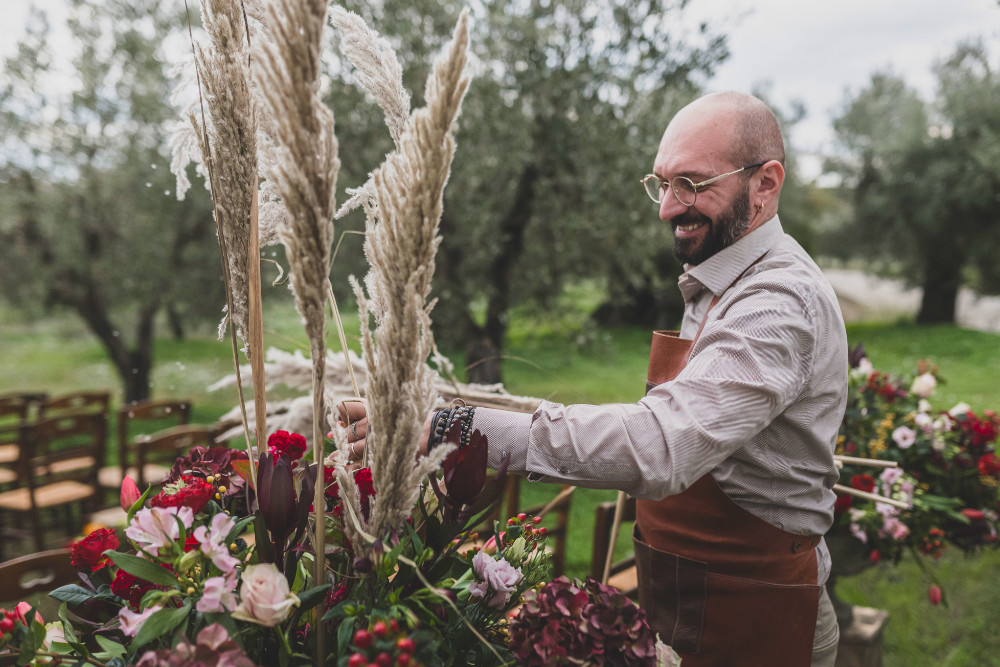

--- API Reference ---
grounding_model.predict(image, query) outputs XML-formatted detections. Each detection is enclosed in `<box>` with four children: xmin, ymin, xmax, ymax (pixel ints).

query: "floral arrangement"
<box><xmin>0</xmin><ymin>429</ymin><xmax>556</xmax><ymax>665</ymax></box>
<box><xmin>831</xmin><ymin>344</ymin><xmax>1000</xmax><ymax>575</ymax></box>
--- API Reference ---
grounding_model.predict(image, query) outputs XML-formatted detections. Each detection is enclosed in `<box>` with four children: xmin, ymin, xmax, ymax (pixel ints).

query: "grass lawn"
<box><xmin>2</xmin><ymin>302</ymin><xmax>999</xmax><ymax>664</ymax></box>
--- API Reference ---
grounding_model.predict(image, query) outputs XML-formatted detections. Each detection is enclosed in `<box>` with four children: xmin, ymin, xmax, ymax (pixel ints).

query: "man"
<box><xmin>345</xmin><ymin>91</ymin><xmax>847</xmax><ymax>666</ymax></box>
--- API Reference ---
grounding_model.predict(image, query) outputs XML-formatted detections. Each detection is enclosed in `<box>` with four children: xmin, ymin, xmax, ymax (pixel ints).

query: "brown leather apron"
<box><xmin>635</xmin><ymin>287</ymin><xmax>821</xmax><ymax>666</ymax></box>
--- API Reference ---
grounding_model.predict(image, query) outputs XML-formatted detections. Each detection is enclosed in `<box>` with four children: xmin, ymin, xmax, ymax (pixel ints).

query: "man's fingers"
<box><xmin>346</xmin><ymin>419</ymin><xmax>368</xmax><ymax>442</ymax></box>
<box><xmin>337</xmin><ymin>399</ymin><xmax>367</xmax><ymax>423</ymax></box>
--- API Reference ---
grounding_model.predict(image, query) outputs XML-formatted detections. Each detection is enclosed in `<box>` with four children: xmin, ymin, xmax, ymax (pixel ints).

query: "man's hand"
<box><xmin>338</xmin><ymin>400</ymin><xmax>437</xmax><ymax>461</ymax></box>
<box><xmin>337</xmin><ymin>399</ymin><xmax>368</xmax><ymax>463</ymax></box>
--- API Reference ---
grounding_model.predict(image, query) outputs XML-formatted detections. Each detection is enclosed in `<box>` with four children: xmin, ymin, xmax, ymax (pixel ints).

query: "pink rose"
<box><xmin>469</xmin><ymin>551</ymin><xmax>522</xmax><ymax>608</ymax></box>
<box><xmin>910</xmin><ymin>373</ymin><xmax>937</xmax><ymax>398</ymax></box>
<box><xmin>231</xmin><ymin>564</ymin><xmax>299</xmax><ymax>627</ymax></box>
<box><xmin>882</xmin><ymin>516</ymin><xmax>910</xmax><ymax>541</ymax></box>
<box><xmin>892</xmin><ymin>426</ymin><xmax>916</xmax><ymax>449</ymax></box>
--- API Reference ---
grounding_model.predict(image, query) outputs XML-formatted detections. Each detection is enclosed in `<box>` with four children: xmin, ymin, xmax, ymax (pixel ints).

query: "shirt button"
<box><xmin>792</xmin><ymin>540</ymin><xmax>803</xmax><ymax>553</ymax></box>
<box><xmin>558</xmin><ymin>466</ymin><xmax>571</xmax><ymax>475</ymax></box>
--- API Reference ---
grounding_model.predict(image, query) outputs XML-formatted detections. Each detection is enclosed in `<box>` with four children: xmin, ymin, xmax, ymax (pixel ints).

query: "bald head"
<box><xmin>668</xmin><ymin>92</ymin><xmax>785</xmax><ymax>168</ymax></box>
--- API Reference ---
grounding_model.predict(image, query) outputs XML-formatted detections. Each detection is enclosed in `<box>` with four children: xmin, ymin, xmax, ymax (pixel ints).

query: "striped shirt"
<box><xmin>472</xmin><ymin>216</ymin><xmax>848</xmax><ymax>583</ymax></box>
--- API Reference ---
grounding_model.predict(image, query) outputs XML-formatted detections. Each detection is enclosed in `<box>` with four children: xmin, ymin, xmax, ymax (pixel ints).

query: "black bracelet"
<box><xmin>428</xmin><ymin>410</ymin><xmax>448</xmax><ymax>452</ymax></box>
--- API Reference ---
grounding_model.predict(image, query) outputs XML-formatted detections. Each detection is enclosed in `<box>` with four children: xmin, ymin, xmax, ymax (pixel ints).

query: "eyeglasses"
<box><xmin>641</xmin><ymin>161</ymin><xmax>767</xmax><ymax>207</ymax></box>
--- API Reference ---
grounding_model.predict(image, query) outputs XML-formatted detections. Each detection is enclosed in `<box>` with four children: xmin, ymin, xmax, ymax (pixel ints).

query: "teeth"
<box><xmin>676</xmin><ymin>222</ymin><xmax>704</xmax><ymax>232</ymax></box>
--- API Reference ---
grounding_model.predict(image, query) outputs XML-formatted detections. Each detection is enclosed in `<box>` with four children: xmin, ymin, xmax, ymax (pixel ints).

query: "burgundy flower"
<box><xmin>150</xmin><ymin>476</ymin><xmax>214</xmax><ymax>514</ymax></box>
<box><xmin>442</xmin><ymin>429</ymin><xmax>488</xmax><ymax>506</ymax></box>
<box><xmin>70</xmin><ymin>527</ymin><xmax>119</xmax><ymax>572</ymax></box>
<box><xmin>833</xmin><ymin>494</ymin><xmax>853</xmax><ymax>516</ymax></box>
<box><xmin>325</xmin><ymin>467</ymin><xmax>376</xmax><ymax>521</ymax></box>
<box><xmin>112</xmin><ymin>568</ymin><xmax>168</xmax><ymax>611</ymax></box>
<box><xmin>978</xmin><ymin>453</ymin><xmax>1000</xmax><ymax>477</ymax></box>
<box><xmin>167</xmin><ymin>446</ymin><xmax>248</xmax><ymax>496</ymax></box>
<box><xmin>510</xmin><ymin>576</ymin><xmax>655</xmax><ymax>666</ymax></box>
<box><xmin>850</xmin><ymin>474</ymin><xmax>876</xmax><ymax>493</ymax></box>
<box><xmin>267</xmin><ymin>430</ymin><xmax>308</xmax><ymax>462</ymax></box>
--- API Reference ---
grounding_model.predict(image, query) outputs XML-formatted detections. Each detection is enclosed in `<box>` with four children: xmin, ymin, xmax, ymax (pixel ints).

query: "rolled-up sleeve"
<box><xmin>474</xmin><ymin>281</ymin><xmax>816</xmax><ymax>500</ymax></box>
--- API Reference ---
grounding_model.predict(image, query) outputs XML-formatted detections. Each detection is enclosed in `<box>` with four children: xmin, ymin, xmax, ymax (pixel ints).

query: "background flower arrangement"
<box><xmin>831</xmin><ymin>344</ymin><xmax>999</xmax><ymax>573</ymax></box>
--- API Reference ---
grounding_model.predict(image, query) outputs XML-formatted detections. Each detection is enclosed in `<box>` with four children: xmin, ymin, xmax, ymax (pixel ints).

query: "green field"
<box><xmin>2</xmin><ymin>301</ymin><xmax>999</xmax><ymax>665</ymax></box>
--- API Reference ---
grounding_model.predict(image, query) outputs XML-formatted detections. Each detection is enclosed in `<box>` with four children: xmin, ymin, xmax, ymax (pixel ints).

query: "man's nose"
<box><xmin>659</xmin><ymin>186</ymin><xmax>688</xmax><ymax>221</ymax></box>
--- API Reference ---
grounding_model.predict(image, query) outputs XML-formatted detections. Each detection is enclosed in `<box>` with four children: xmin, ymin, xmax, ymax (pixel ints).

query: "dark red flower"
<box><xmin>111</xmin><ymin>568</ymin><xmax>168</xmax><ymax>611</ymax></box>
<box><xmin>325</xmin><ymin>467</ymin><xmax>376</xmax><ymax>521</ymax></box>
<box><xmin>850</xmin><ymin>474</ymin><xmax>876</xmax><ymax>493</ymax></box>
<box><xmin>442</xmin><ymin>430</ymin><xmax>488</xmax><ymax>506</ymax></box>
<box><xmin>184</xmin><ymin>534</ymin><xmax>200</xmax><ymax>552</ymax></box>
<box><xmin>167</xmin><ymin>446</ymin><xmax>248</xmax><ymax>497</ymax></box>
<box><xmin>978</xmin><ymin>453</ymin><xmax>1000</xmax><ymax>477</ymax></box>
<box><xmin>268</xmin><ymin>430</ymin><xmax>308</xmax><ymax>462</ymax></box>
<box><xmin>150</xmin><ymin>475</ymin><xmax>214</xmax><ymax>514</ymax></box>
<box><xmin>834</xmin><ymin>494</ymin><xmax>853</xmax><ymax>516</ymax></box>
<box><xmin>70</xmin><ymin>528</ymin><xmax>119</xmax><ymax>572</ymax></box>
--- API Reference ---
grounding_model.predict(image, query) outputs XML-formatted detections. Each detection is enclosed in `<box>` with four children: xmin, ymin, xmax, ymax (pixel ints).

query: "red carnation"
<box><xmin>70</xmin><ymin>528</ymin><xmax>119</xmax><ymax>572</ymax></box>
<box><xmin>111</xmin><ymin>568</ymin><xmax>168</xmax><ymax>611</ymax></box>
<box><xmin>268</xmin><ymin>430</ymin><xmax>308</xmax><ymax>462</ymax></box>
<box><xmin>850</xmin><ymin>474</ymin><xmax>876</xmax><ymax>493</ymax></box>
<box><xmin>833</xmin><ymin>494</ymin><xmax>853</xmax><ymax>516</ymax></box>
<box><xmin>150</xmin><ymin>475</ymin><xmax>214</xmax><ymax>514</ymax></box>
<box><xmin>978</xmin><ymin>453</ymin><xmax>1000</xmax><ymax>477</ymax></box>
<box><xmin>325</xmin><ymin>467</ymin><xmax>376</xmax><ymax>521</ymax></box>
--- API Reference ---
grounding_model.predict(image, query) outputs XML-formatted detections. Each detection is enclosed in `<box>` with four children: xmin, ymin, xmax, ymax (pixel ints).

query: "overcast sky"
<box><xmin>4</xmin><ymin>0</ymin><xmax>999</xmax><ymax>179</ymax></box>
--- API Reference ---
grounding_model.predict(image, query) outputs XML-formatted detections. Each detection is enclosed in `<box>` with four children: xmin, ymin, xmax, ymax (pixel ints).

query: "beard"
<box><xmin>671</xmin><ymin>183</ymin><xmax>752</xmax><ymax>265</ymax></box>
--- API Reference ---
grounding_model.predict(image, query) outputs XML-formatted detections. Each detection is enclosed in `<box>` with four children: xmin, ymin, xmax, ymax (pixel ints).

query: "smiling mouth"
<box><xmin>674</xmin><ymin>221</ymin><xmax>706</xmax><ymax>233</ymax></box>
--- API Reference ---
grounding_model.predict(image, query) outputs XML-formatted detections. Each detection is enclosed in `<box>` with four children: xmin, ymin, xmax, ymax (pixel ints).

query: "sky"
<box><xmin>3</xmin><ymin>0</ymin><xmax>1000</xmax><ymax>180</ymax></box>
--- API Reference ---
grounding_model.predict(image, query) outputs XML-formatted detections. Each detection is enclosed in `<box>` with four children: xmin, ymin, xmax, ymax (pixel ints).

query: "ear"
<box><xmin>753</xmin><ymin>160</ymin><xmax>785</xmax><ymax>201</ymax></box>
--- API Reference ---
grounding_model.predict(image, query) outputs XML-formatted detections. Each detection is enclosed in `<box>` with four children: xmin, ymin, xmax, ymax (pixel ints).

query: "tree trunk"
<box><xmin>465</xmin><ymin>163</ymin><xmax>538</xmax><ymax>385</ymax></box>
<box><xmin>916</xmin><ymin>254</ymin><xmax>962</xmax><ymax>324</ymax></box>
<box><xmin>166</xmin><ymin>303</ymin><xmax>186</xmax><ymax>341</ymax></box>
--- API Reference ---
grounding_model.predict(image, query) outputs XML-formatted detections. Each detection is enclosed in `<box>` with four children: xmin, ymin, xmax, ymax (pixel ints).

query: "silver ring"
<box><xmin>350</xmin><ymin>421</ymin><xmax>359</xmax><ymax>439</ymax></box>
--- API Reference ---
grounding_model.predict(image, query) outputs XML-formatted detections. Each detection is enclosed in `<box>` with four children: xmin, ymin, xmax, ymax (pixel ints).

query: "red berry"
<box><xmin>354</xmin><ymin>629</ymin><xmax>373</xmax><ymax>649</ymax></box>
<box><xmin>0</xmin><ymin>617</ymin><xmax>13</xmax><ymax>632</ymax></box>
<box><xmin>533</xmin><ymin>516</ymin><xmax>542</xmax><ymax>524</ymax></box>
<box><xmin>375</xmin><ymin>653</ymin><xmax>393</xmax><ymax>667</ymax></box>
<box><xmin>516</xmin><ymin>513</ymin><xmax>527</xmax><ymax>522</ymax></box>
<box><xmin>929</xmin><ymin>585</ymin><xmax>942</xmax><ymax>606</ymax></box>
<box><xmin>348</xmin><ymin>654</ymin><xmax>367</xmax><ymax>667</ymax></box>
<box><xmin>507</xmin><ymin>518</ymin><xmax>515</xmax><ymax>526</ymax></box>
<box><xmin>390</xmin><ymin>619</ymin><xmax>399</xmax><ymax>633</ymax></box>
<box><xmin>397</xmin><ymin>654</ymin><xmax>411</xmax><ymax>666</ymax></box>
<box><xmin>538</xmin><ymin>527</ymin><xmax>547</xmax><ymax>535</ymax></box>
<box><xmin>372</xmin><ymin>621</ymin><xmax>387</xmax><ymax>638</ymax></box>
<box><xmin>397</xmin><ymin>637</ymin><xmax>415</xmax><ymax>654</ymax></box>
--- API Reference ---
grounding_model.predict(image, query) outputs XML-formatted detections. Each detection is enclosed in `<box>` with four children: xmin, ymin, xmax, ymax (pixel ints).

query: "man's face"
<box><xmin>669</xmin><ymin>179</ymin><xmax>752</xmax><ymax>265</ymax></box>
<box><xmin>652</xmin><ymin>103</ymin><xmax>756</xmax><ymax>266</ymax></box>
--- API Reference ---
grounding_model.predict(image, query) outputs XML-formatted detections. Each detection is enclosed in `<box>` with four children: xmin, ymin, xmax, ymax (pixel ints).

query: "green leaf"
<box><xmin>130</xmin><ymin>601</ymin><xmax>191</xmax><ymax>653</ymax></box>
<box><xmin>94</xmin><ymin>635</ymin><xmax>128</xmax><ymax>660</ymax></box>
<box><xmin>295</xmin><ymin>584</ymin><xmax>332</xmax><ymax>613</ymax></box>
<box><xmin>227</xmin><ymin>515</ymin><xmax>256</xmax><ymax>543</ymax></box>
<box><xmin>49</xmin><ymin>584</ymin><xmax>96</xmax><ymax>606</ymax></box>
<box><xmin>105</xmin><ymin>551</ymin><xmax>179</xmax><ymax>588</ymax></box>
<box><xmin>58</xmin><ymin>602</ymin><xmax>79</xmax><ymax>644</ymax></box>
<box><xmin>336</xmin><ymin>615</ymin><xmax>356</xmax><ymax>656</ymax></box>
<box><xmin>404</xmin><ymin>520</ymin><xmax>424</xmax><ymax>555</ymax></box>
<box><xmin>127</xmin><ymin>484</ymin><xmax>154</xmax><ymax>524</ymax></box>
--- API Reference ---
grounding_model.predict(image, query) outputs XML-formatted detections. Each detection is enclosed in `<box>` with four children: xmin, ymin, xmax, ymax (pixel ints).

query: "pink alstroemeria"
<box><xmin>194</xmin><ymin>512</ymin><xmax>239</xmax><ymax>573</ymax></box>
<box><xmin>119</xmin><ymin>605</ymin><xmax>160</xmax><ymax>637</ymax></box>
<box><xmin>126</xmin><ymin>506</ymin><xmax>194</xmax><ymax>556</ymax></box>
<box><xmin>121</xmin><ymin>475</ymin><xmax>141</xmax><ymax>511</ymax></box>
<box><xmin>196</xmin><ymin>570</ymin><xmax>238</xmax><ymax>613</ymax></box>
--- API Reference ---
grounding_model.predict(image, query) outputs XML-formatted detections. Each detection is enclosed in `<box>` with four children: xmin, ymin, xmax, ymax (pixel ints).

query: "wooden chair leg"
<box><xmin>31</xmin><ymin>506</ymin><xmax>46</xmax><ymax>553</ymax></box>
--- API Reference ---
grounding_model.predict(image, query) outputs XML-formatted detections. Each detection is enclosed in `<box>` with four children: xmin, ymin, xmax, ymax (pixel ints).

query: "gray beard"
<box><xmin>672</xmin><ymin>185</ymin><xmax>752</xmax><ymax>265</ymax></box>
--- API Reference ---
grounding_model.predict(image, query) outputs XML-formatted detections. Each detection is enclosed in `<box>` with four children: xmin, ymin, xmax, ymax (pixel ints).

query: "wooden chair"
<box><xmin>0</xmin><ymin>413</ymin><xmax>106</xmax><ymax>559</ymax></box>
<box><xmin>0</xmin><ymin>548</ymin><xmax>77</xmax><ymax>603</ymax></box>
<box><xmin>589</xmin><ymin>495</ymin><xmax>638</xmax><ymax>596</ymax></box>
<box><xmin>130</xmin><ymin>423</ymin><xmax>219</xmax><ymax>490</ymax></box>
<box><xmin>97</xmin><ymin>398</ymin><xmax>192</xmax><ymax>492</ymax></box>
<box><xmin>38</xmin><ymin>391</ymin><xmax>111</xmax><ymax>418</ymax></box>
<box><xmin>0</xmin><ymin>393</ymin><xmax>47</xmax><ymax>484</ymax></box>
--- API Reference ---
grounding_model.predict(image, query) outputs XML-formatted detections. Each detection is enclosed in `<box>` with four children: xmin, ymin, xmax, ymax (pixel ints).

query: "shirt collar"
<box><xmin>679</xmin><ymin>215</ymin><xmax>785</xmax><ymax>299</ymax></box>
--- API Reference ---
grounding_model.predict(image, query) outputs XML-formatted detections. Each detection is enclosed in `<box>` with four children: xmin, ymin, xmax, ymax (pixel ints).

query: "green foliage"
<box><xmin>826</xmin><ymin>41</ymin><xmax>1000</xmax><ymax>323</ymax></box>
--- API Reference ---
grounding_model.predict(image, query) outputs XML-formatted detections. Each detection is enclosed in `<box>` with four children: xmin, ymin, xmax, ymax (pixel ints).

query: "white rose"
<box><xmin>910</xmin><ymin>373</ymin><xmax>937</xmax><ymax>398</ymax></box>
<box><xmin>949</xmin><ymin>402</ymin><xmax>972</xmax><ymax>416</ymax></box>
<box><xmin>918</xmin><ymin>399</ymin><xmax>933</xmax><ymax>414</ymax></box>
<box><xmin>914</xmin><ymin>413</ymin><xmax>933</xmax><ymax>433</ymax></box>
<box><xmin>231</xmin><ymin>563</ymin><xmax>300</xmax><ymax>627</ymax></box>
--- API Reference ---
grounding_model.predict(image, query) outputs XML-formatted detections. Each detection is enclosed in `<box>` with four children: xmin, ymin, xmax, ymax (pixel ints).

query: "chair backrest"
<box><xmin>20</xmin><ymin>412</ymin><xmax>108</xmax><ymax>490</ymax></box>
<box><xmin>0</xmin><ymin>393</ymin><xmax>47</xmax><ymax>422</ymax></box>
<box><xmin>0</xmin><ymin>548</ymin><xmax>77</xmax><ymax>603</ymax></box>
<box><xmin>589</xmin><ymin>496</ymin><xmax>637</xmax><ymax>585</ymax></box>
<box><xmin>117</xmin><ymin>399</ymin><xmax>192</xmax><ymax>473</ymax></box>
<box><xmin>134</xmin><ymin>424</ymin><xmax>218</xmax><ymax>488</ymax></box>
<box><xmin>40</xmin><ymin>391</ymin><xmax>111</xmax><ymax>418</ymax></box>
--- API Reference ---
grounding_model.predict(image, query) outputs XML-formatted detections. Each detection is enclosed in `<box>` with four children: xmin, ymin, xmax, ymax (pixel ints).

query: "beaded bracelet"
<box><xmin>428</xmin><ymin>405</ymin><xmax>477</xmax><ymax>452</ymax></box>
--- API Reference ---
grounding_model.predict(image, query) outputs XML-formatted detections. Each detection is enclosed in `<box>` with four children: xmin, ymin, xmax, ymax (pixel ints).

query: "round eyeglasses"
<box><xmin>641</xmin><ymin>161</ymin><xmax>767</xmax><ymax>207</ymax></box>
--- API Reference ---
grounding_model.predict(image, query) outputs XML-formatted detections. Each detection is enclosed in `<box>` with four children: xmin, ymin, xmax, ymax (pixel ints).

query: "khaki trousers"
<box><xmin>812</xmin><ymin>586</ymin><xmax>839</xmax><ymax>667</ymax></box>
